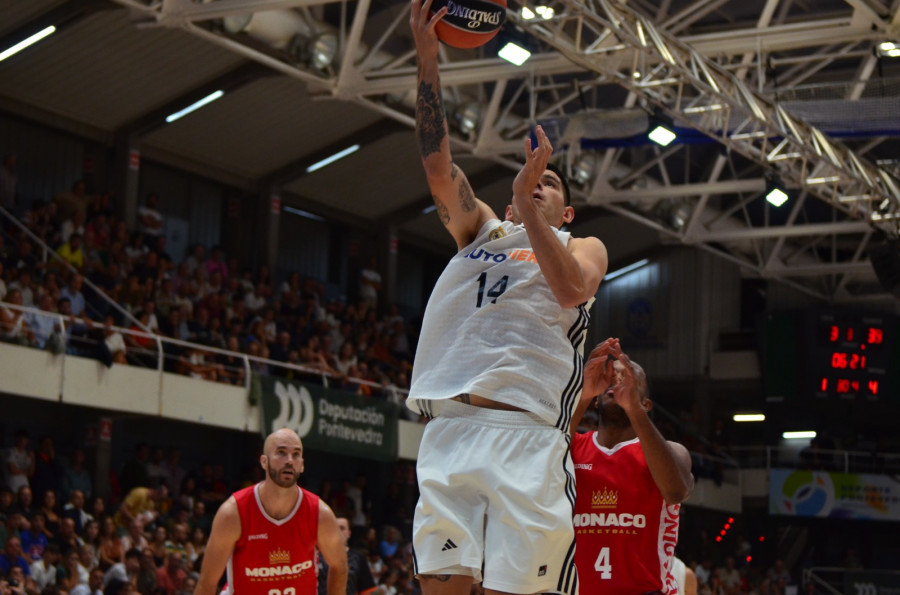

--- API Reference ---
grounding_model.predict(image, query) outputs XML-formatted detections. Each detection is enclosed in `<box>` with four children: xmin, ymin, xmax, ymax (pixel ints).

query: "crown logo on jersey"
<box><xmin>592</xmin><ymin>487</ymin><xmax>618</xmax><ymax>508</ymax></box>
<box><xmin>489</xmin><ymin>227</ymin><xmax>506</xmax><ymax>241</ymax></box>
<box><xmin>269</xmin><ymin>549</ymin><xmax>291</xmax><ymax>565</ymax></box>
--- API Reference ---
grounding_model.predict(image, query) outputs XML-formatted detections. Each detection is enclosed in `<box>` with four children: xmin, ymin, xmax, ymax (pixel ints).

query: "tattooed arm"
<box><xmin>410</xmin><ymin>0</ymin><xmax>496</xmax><ymax>249</ymax></box>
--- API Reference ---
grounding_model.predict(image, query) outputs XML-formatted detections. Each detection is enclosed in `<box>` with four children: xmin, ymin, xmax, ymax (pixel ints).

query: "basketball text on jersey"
<box><xmin>463</xmin><ymin>248</ymin><xmax>539</xmax><ymax>264</ymax></box>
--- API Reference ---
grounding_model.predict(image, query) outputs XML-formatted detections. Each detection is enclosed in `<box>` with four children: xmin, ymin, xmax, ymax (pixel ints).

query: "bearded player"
<box><xmin>196</xmin><ymin>428</ymin><xmax>347</xmax><ymax>595</ymax></box>
<box><xmin>570</xmin><ymin>339</ymin><xmax>694</xmax><ymax>595</ymax></box>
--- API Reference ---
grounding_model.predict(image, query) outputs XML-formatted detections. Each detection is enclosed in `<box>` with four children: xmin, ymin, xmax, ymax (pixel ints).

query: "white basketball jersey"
<box><xmin>407</xmin><ymin>219</ymin><xmax>592</xmax><ymax>431</ymax></box>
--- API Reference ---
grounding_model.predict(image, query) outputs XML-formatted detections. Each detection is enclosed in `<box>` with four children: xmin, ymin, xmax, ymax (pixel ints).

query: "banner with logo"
<box><xmin>769</xmin><ymin>469</ymin><xmax>900</xmax><ymax>521</ymax></box>
<box><xmin>257</xmin><ymin>375</ymin><xmax>399</xmax><ymax>462</ymax></box>
<box><xmin>844</xmin><ymin>571</ymin><xmax>900</xmax><ymax>595</ymax></box>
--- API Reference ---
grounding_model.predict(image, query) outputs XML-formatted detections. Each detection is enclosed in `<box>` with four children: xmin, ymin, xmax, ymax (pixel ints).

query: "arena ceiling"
<box><xmin>2</xmin><ymin>0</ymin><xmax>900</xmax><ymax>304</ymax></box>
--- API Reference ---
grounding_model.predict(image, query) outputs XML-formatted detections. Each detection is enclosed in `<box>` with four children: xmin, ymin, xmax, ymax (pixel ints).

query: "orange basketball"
<box><xmin>431</xmin><ymin>0</ymin><xmax>507</xmax><ymax>49</ymax></box>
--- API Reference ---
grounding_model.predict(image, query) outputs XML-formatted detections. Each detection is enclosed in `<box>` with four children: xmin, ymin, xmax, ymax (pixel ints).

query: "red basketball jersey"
<box><xmin>225</xmin><ymin>483</ymin><xmax>320</xmax><ymax>595</ymax></box>
<box><xmin>572</xmin><ymin>434</ymin><xmax>680</xmax><ymax>595</ymax></box>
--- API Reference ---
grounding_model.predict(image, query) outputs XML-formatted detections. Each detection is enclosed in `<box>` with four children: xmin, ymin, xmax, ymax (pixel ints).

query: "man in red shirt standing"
<box><xmin>196</xmin><ymin>428</ymin><xmax>347</xmax><ymax>595</ymax></box>
<box><xmin>571</xmin><ymin>338</ymin><xmax>694</xmax><ymax>595</ymax></box>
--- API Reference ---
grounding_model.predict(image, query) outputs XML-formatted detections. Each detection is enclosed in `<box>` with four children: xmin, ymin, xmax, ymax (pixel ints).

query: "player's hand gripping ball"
<box><xmin>430</xmin><ymin>0</ymin><xmax>507</xmax><ymax>48</ymax></box>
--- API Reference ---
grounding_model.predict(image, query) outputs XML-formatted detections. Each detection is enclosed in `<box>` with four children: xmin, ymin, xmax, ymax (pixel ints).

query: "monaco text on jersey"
<box><xmin>245</xmin><ymin>560</ymin><xmax>314</xmax><ymax>577</ymax></box>
<box><xmin>573</xmin><ymin>513</ymin><xmax>647</xmax><ymax>528</ymax></box>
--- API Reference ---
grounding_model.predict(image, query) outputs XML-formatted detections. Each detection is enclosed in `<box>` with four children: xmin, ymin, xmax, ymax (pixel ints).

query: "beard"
<box><xmin>267</xmin><ymin>463</ymin><xmax>298</xmax><ymax>488</ymax></box>
<box><xmin>598</xmin><ymin>397</ymin><xmax>631</xmax><ymax>428</ymax></box>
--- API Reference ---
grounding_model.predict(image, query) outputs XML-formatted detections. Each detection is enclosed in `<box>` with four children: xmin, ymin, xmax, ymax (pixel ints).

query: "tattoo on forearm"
<box><xmin>416</xmin><ymin>82</ymin><xmax>446</xmax><ymax>159</ymax></box>
<box><xmin>432</xmin><ymin>195</ymin><xmax>450</xmax><ymax>225</ymax></box>
<box><xmin>458</xmin><ymin>177</ymin><xmax>476</xmax><ymax>212</ymax></box>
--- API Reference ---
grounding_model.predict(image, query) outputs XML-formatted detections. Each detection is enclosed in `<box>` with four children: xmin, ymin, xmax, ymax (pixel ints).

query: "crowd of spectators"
<box><xmin>1</xmin><ymin>433</ymin><xmax>422</xmax><ymax>595</ymax></box>
<box><xmin>0</xmin><ymin>185</ymin><xmax>416</xmax><ymax>409</ymax></box>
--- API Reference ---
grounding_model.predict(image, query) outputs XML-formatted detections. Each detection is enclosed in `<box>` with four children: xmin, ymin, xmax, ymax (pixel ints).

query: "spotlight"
<box><xmin>572</xmin><ymin>153</ymin><xmax>597</xmax><ymax>186</ymax></box>
<box><xmin>765</xmin><ymin>176</ymin><xmax>790</xmax><ymax>207</ymax></box>
<box><xmin>307</xmin><ymin>32</ymin><xmax>338</xmax><ymax>70</ymax></box>
<box><xmin>669</xmin><ymin>202</ymin><xmax>692</xmax><ymax>231</ymax></box>
<box><xmin>877</xmin><ymin>41</ymin><xmax>900</xmax><ymax>58</ymax></box>
<box><xmin>454</xmin><ymin>102</ymin><xmax>482</xmax><ymax>135</ymax></box>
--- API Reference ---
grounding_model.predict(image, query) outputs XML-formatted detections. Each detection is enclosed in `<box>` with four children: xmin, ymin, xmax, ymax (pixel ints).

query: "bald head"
<box><xmin>263</xmin><ymin>428</ymin><xmax>302</xmax><ymax>455</ymax></box>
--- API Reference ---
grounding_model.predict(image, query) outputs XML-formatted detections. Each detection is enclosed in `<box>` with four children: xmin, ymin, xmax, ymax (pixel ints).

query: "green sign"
<box><xmin>257</xmin><ymin>374</ymin><xmax>399</xmax><ymax>462</ymax></box>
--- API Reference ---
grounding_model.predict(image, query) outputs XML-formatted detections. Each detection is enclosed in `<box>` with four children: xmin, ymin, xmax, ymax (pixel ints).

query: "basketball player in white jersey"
<box><xmin>407</xmin><ymin>1</ymin><xmax>608</xmax><ymax>594</ymax></box>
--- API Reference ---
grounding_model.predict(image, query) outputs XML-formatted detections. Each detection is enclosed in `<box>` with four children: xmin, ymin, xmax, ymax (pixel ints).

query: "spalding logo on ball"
<box><xmin>431</xmin><ymin>0</ymin><xmax>507</xmax><ymax>49</ymax></box>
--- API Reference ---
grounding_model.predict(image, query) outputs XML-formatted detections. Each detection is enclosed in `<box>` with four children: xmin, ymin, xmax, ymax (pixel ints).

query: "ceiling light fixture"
<box><xmin>604</xmin><ymin>258</ymin><xmax>650</xmax><ymax>281</ymax></box>
<box><xmin>765</xmin><ymin>176</ymin><xmax>790</xmax><ymax>207</ymax></box>
<box><xmin>733</xmin><ymin>413</ymin><xmax>766</xmax><ymax>422</ymax></box>
<box><xmin>498</xmin><ymin>41</ymin><xmax>531</xmax><ymax>66</ymax></box>
<box><xmin>782</xmin><ymin>430</ymin><xmax>816</xmax><ymax>440</ymax></box>
<box><xmin>306</xmin><ymin>144</ymin><xmax>360</xmax><ymax>173</ymax></box>
<box><xmin>648</xmin><ymin>123</ymin><xmax>676</xmax><ymax>146</ymax></box>
<box><xmin>165</xmin><ymin>90</ymin><xmax>225</xmax><ymax>123</ymax></box>
<box><xmin>0</xmin><ymin>26</ymin><xmax>56</xmax><ymax>63</ymax></box>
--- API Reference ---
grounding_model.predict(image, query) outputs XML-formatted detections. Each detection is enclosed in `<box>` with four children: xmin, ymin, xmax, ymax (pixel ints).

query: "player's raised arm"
<box><xmin>510</xmin><ymin>127</ymin><xmax>608</xmax><ymax>308</ymax></box>
<box><xmin>411</xmin><ymin>0</ymin><xmax>496</xmax><ymax>249</ymax></box>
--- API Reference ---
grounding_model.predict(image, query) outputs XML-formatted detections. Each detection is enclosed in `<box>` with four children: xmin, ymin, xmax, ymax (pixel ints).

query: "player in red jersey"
<box><xmin>570</xmin><ymin>338</ymin><xmax>694</xmax><ymax>595</ymax></box>
<box><xmin>196</xmin><ymin>428</ymin><xmax>348</xmax><ymax>595</ymax></box>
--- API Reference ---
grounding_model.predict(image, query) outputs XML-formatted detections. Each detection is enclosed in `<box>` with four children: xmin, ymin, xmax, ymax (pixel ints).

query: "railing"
<box><xmin>804</xmin><ymin>567</ymin><xmax>900</xmax><ymax>595</ymax></box>
<box><xmin>729</xmin><ymin>446</ymin><xmax>900</xmax><ymax>474</ymax></box>
<box><xmin>0</xmin><ymin>205</ymin><xmax>148</xmax><ymax>333</ymax></box>
<box><xmin>0</xmin><ymin>301</ymin><xmax>409</xmax><ymax>403</ymax></box>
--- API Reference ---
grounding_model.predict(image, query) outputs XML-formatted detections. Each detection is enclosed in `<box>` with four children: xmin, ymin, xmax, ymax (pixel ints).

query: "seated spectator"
<box><xmin>54</xmin><ymin>518</ymin><xmax>83</xmax><ymax>559</ymax></box>
<box><xmin>57</xmin><ymin>233</ymin><xmax>84</xmax><ymax>270</ymax></box>
<box><xmin>70</xmin><ymin>567</ymin><xmax>104</xmax><ymax>595</ymax></box>
<box><xmin>767</xmin><ymin>560</ymin><xmax>792</xmax><ymax>590</ymax></box>
<box><xmin>102</xmin><ymin>548</ymin><xmax>140</xmax><ymax>590</ymax></box>
<box><xmin>0</xmin><ymin>537</ymin><xmax>30</xmax><ymax>576</ymax></box>
<box><xmin>59</xmin><ymin>274</ymin><xmax>86</xmax><ymax>318</ymax></box>
<box><xmin>37</xmin><ymin>488</ymin><xmax>62</xmax><ymax>538</ymax></box>
<box><xmin>120</xmin><ymin>520</ymin><xmax>148</xmax><ymax>554</ymax></box>
<box><xmin>155</xmin><ymin>551</ymin><xmax>186</xmax><ymax>595</ymax></box>
<box><xmin>62</xmin><ymin>450</ymin><xmax>92</xmax><ymax>504</ymax></box>
<box><xmin>19</xmin><ymin>513</ymin><xmax>49</xmax><ymax>561</ymax></box>
<box><xmin>7</xmin><ymin>270</ymin><xmax>35</xmax><ymax>307</ymax></box>
<box><xmin>715</xmin><ymin>556</ymin><xmax>741</xmax><ymax>595</ymax></box>
<box><xmin>28</xmin><ymin>543</ymin><xmax>61</xmax><ymax>591</ymax></box>
<box><xmin>178</xmin><ymin>347</ymin><xmax>217</xmax><ymax>381</ymax></box>
<box><xmin>25</xmin><ymin>294</ymin><xmax>58</xmax><ymax>350</ymax></box>
<box><xmin>98</xmin><ymin>517</ymin><xmax>124</xmax><ymax>571</ymax></box>
<box><xmin>4</xmin><ymin>565</ymin><xmax>36</xmax><ymax>595</ymax></box>
<box><xmin>99</xmin><ymin>315</ymin><xmax>127</xmax><ymax>366</ymax></box>
<box><xmin>136</xmin><ymin>549</ymin><xmax>158</xmax><ymax>595</ymax></box>
<box><xmin>215</xmin><ymin>336</ymin><xmax>245</xmax><ymax>386</ymax></box>
<box><xmin>62</xmin><ymin>489</ymin><xmax>92</xmax><ymax>535</ymax></box>
<box><xmin>0</xmin><ymin>290</ymin><xmax>35</xmax><ymax>346</ymax></box>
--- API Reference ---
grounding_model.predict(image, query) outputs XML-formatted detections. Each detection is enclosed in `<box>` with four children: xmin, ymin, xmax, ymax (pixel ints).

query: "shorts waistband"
<box><xmin>436</xmin><ymin>399</ymin><xmax>551</xmax><ymax>429</ymax></box>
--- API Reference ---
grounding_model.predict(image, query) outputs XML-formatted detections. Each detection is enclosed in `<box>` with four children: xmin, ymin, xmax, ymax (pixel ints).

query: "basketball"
<box><xmin>431</xmin><ymin>0</ymin><xmax>507</xmax><ymax>49</ymax></box>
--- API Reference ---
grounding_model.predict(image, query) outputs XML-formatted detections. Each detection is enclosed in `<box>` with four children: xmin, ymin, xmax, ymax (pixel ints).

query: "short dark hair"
<box><xmin>546</xmin><ymin>163</ymin><xmax>571</xmax><ymax>206</ymax></box>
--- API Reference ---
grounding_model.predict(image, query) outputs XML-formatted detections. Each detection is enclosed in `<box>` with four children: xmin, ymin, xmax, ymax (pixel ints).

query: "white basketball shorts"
<box><xmin>412</xmin><ymin>400</ymin><xmax>579</xmax><ymax>594</ymax></box>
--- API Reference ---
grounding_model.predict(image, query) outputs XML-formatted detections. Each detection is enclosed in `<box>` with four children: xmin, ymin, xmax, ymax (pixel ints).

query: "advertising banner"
<box><xmin>257</xmin><ymin>375</ymin><xmax>398</xmax><ymax>462</ymax></box>
<box><xmin>769</xmin><ymin>469</ymin><xmax>900</xmax><ymax>521</ymax></box>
